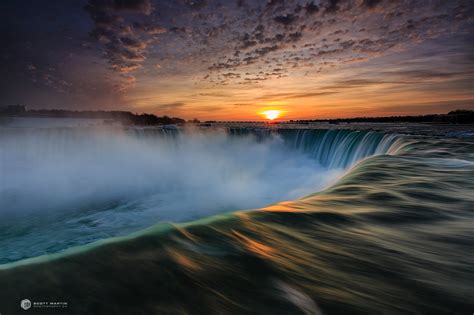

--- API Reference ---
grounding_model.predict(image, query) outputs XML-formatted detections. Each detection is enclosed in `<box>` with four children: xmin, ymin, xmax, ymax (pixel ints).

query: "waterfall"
<box><xmin>0</xmin><ymin>125</ymin><xmax>404</xmax><ymax>264</ymax></box>
<box><xmin>276</xmin><ymin>129</ymin><xmax>402</xmax><ymax>168</ymax></box>
<box><xmin>227</xmin><ymin>128</ymin><xmax>402</xmax><ymax>168</ymax></box>
<box><xmin>0</xmin><ymin>127</ymin><xmax>402</xmax><ymax>179</ymax></box>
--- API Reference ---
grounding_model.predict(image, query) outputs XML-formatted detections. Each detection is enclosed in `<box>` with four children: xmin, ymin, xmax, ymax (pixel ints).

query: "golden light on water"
<box><xmin>262</xmin><ymin>110</ymin><xmax>281</xmax><ymax>120</ymax></box>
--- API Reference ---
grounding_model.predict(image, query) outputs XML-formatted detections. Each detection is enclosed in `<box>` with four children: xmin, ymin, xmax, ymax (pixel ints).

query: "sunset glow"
<box><xmin>1</xmin><ymin>1</ymin><xmax>473</xmax><ymax>313</ymax></box>
<box><xmin>1</xmin><ymin>1</ymin><xmax>472</xmax><ymax>120</ymax></box>
<box><xmin>262</xmin><ymin>110</ymin><xmax>281</xmax><ymax>121</ymax></box>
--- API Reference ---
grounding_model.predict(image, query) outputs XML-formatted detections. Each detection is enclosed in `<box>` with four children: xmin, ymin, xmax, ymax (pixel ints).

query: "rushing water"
<box><xmin>0</xmin><ymin>127</ymin><xmax>400</xmax><ymax>264</ymax></box>
<box><xmin>0</xmin><ymin>125</ymin><xmax>473</xmax><ymax>314</ymax></box>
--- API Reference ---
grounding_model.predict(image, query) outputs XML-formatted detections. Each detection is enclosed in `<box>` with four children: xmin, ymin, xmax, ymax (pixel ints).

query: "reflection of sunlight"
<box><xmin>232</xmin><ymin>231</ymin><xmax>273</xmax><ymax>259</ymax></box>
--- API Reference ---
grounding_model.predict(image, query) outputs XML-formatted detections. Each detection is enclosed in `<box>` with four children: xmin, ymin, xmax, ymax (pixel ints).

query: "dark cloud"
<box><xmin>305</xmin><ymin>2</ymin><xmax>320</xmax><ymax>14</ymax></box>
<box><xmin>106</xmin><ymin>0</ymin><xmax>153</xmax><ymax>13</ymax></box>
<box><xmin>236</xmin><ymin>0</ymin><xmax>246</xmax><ymax>8</ymax></box>
<box><xmin>324</xmin><ymin>0</ymin><xmax>341</xmax><ymax>14</ymax></box>
<box><xmin>133</xmin><ymin>22</ymin><xmax>166</xmax><ymax>35</ymax></box>
<box><xmin>239</xmin><ymin>33</ymin><xmax>258</xmax><ymax>49</ymax></box>
<box><xmin>274</xmin><ymin>14</ymin><xmax>297</xmax><ymax>26</ymax></box>
<box><xmin>85</xmin><ymin>0</ymin><xmax>153</xmax><ymax>19</ymax></box>
<box><xmin>185</xmin><ymin>0</ymin><xmax>207</xmax><ymax>10</ymax></box>
<box><xmin>363</xmin><ymin>0</ymin><xmax>382</xmax><ymax>8</ymax></box>
<box><xmin>169</xmin><ymin>27</ymin><xmax>188</xmax><ymax>34</ymax></box>
<box><xmin>288</xmin><ymin>32</ymin><xmax>303</xmax><ymax>42</ymax></box>
<box><xmin>120</xmin><ymin>37</ymin><xmax>147</xmax><ymax>51</ymax></box>
<box><xmin>266</xmin><ymin>0</ymin><xmax>283</xmax><ymax>7</ymax></box>
<box><xmin>85</xmin><ymin>0</ymin><xmax>163</xmax><ymax>80</ymax></box>
<box><xmin>253</xmin><ymin>45</ymin><xmax>279</xmax><ymax>57</ymax></box>
<box><xmin>153</xmin><ymin>102</ymin><xmax>186</xmax><ymax>110</ymax></box>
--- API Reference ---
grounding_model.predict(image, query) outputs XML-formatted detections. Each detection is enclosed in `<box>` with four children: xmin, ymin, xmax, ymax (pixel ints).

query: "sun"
<box><xmin>262</xmin><ymin>110</ymin><xmax>281</xmax><ymax>120</ymax></box>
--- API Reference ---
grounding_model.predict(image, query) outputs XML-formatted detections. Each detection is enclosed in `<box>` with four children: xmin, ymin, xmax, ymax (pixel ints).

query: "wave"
<box><xmin>0</xmin><ymin>126</ymin><xmax>472</xmax><ymax>314</ymax></box>
<box><xmin>0</xmin><ymin>127</ymin><xmax>401</xmax><ymax>264</ymax></box>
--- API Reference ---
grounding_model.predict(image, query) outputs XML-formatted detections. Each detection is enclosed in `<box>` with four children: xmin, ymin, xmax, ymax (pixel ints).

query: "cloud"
<box><xmin>378</xmin><ymin>99</ymin><xmax>474</xmax><ymax>115</ymax></box>
<box><xmin>274</xmin><ymin>14</ymin><xmax>297</xmax><ymax>26</ymax></box>
<box><xmin>153</xmin><ymin>102</ymin><xmax>186</xmax><ymax>111</ymax></box>
<box><xmin>169</xmin><ymin>27</ymin><xmax>187</xmax><ymax>34</ymax></box>
<box><xmin>115</xmin><ymin>63</ymin><xmax>141</xmax><ymax>72</ymax></box>
<box><xmin>324</xmin><ymin>0</ymin><xmax>341</xmax><ymax>14</ymax></box>
<box><xmin>85</xmin><ymin>0</ymin><xmax>164</xmax><ymax>83</ymax></box>
<box><xmin>120</xmin><ymin>37</ymin><xmax>147</xmax><ymax>51</ymax></box>
<box><xmin>362</xmin><ymin>0</ymin><xmax>382</xmax><ymax>8</ymax></box>
<box><xmin>288</xmin><ymin>32</ymin><xmax>303</xmax><ymax>42</ymax></box>
<box><xmin>83</xmin><ymin>0</ymin><xmax>474</xmax><ymax>91</ymax></box>
<box><xmin>111</xmin><ymin>0</ymin><xmax>152</xmax><ymax>14</ymax></box>
<box><xmin>85</xmin><ymin>0</ymin><xmax>153</xmax><ymax>20</ymax></box>
<box><xmin>255</xmin><ymin>91</ymin><xmax>338</xmax><ymax>101</ymax></box>
<box><xmin>133</xmin><ymin>22</ymin><xmax>166</xmax><ymax>35</ymax></box>
<box><xmin>379</xmin><ymin>69</ymin><xmax>474</xmax><ymax>84</ymax></box>
<box><xmin>305</xmin><ymin>2</ymin><xmax>320</xmax><ymax>15</ymax></box>
<box><xmin>185</xmin><ymin>0</ymin><xmax>207</xmax><ymax>10</ymax></box>
<box><xmin>114</xmin><ymin>75</ymin><xmax>137</xmax><ymax>91</ymax></box>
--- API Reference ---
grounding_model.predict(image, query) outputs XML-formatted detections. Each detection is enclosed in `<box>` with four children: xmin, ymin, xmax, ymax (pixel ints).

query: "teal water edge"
<box><xmin>0</xmin><ymin>128</ymin><xmax>400</xmax><ymax>264</ymax></box>
<box><xmin>0</xmin><ymin>127</ymin><xmax>473</xmax><ymax>314</ymax></box>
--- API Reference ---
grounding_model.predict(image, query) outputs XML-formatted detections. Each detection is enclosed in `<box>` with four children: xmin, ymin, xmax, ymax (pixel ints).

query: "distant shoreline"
<box><xmin>0</xmin><ymin>106</ymin><xmax>186</xmax><ymax>126</ymax></box>
<box><xmin>207</xmin><ymin>109</ymin><xmax>474</xmax><ymax>125</ymax></box>
<box><xmin>1</xmin><ymin>106</ymin><xmax>473</xmax><ymax>125</ymax></box>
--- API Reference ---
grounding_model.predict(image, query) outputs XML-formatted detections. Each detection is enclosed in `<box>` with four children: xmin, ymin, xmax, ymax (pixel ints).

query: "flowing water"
<box><xmin>0</xmin><ymin>125</ymin><xmax>473</xmax><ymax>314</ymax></box>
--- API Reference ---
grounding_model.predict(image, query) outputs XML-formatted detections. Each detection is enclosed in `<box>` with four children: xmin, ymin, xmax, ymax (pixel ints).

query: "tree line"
<box><xmin>0</xmin><ymin>105</ymin><xmax>186</xmax><ymax>125</ymax></box>
<box><xmin>288</xmin><ymin>109</ymin><xmax>474</xmax><ymax>124</ymax></box>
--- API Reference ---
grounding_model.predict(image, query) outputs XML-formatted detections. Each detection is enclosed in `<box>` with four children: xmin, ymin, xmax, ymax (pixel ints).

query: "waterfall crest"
<box><xmin>227</xmin><ymin>128</ymin><xmax>403</xmax><ymax>168</ymax></box>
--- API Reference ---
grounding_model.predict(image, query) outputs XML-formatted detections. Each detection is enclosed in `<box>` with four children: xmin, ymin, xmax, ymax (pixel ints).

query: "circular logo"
<box><xmin>20</xmin><ymin>299</ymin><xmax>31</xmax><ymax>310</ymax></box>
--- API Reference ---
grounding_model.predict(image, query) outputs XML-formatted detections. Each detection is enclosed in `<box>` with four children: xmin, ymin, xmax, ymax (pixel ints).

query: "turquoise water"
<box><xmin>0</xmin><ymin>128</ymin><xmax>399</xmax><ymax>264</ymax></box>
<box><xmin>0</xmin><ymin>127</ymin><xmax>473</xmax><ymax>314</ymax></box>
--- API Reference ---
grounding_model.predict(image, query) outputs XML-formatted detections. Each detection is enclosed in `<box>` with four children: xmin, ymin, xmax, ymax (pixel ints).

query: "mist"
<box><xmin>0</xmin><ymin>127</ymin><xmax>342</xmax><ymax>215</ymax></box>
<box><xmin>0</xmin><ymin>126</ymin><xmax>344</xmax><ymax>262</ymax></box>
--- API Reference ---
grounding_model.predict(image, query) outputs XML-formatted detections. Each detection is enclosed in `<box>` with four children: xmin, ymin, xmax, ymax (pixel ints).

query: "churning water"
<box><xmin>0</xmin><ymin>127</ymin><xmax>399</xmax><ymax>263</ymax></box>
<box><xmin>0</xmin><ymin>125</ymin><xmax>473</xmax><ymax>314</ymax></box>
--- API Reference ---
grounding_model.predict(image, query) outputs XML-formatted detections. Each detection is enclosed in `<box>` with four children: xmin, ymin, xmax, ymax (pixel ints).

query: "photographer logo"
<box><xmin>20</xmin><ymin>299</ymin><xmax>31</xmax><ymax>310</ymax></box>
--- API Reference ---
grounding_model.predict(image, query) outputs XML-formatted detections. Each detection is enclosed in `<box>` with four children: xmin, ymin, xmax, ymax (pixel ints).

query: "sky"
<box><xmin>1</xmin><ymin>0</ymin><xmax>473</xmax><ymax>120</ymax></box>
